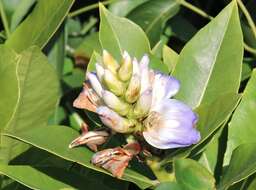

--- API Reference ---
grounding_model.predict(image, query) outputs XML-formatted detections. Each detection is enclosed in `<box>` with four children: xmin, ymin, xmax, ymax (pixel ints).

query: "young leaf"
<box><xmin>174</xmin><ymin>158</ymin><xmax>216</xmax><ymax>190</ymax></box>
<box><xmin>224</xmin><ymin>69</ymin><xmax>256</xmax><ymax>165</ymax></box>
<box><xmin>162</xmin><ymin>45</ymin><xmax>178</xmax><ymax>73</ymax></box>
<box><xmin>5</xmin><ymin>0</ymin><xmax>74</xmax><ymax>52</ymax></box>
<box><xmin>218</xmin><ymin>143</ymin><xmax>256</xmax><ymax>190</ymax></box>
<box><xmin>173</xmin><ymin>1</ymin><xmax>243</xmax><ymax>109</ymax></box>
<box><xmin>99</xmin><ymin>3</ymin><xmax>151</xmax><ymax>61</ymax></box>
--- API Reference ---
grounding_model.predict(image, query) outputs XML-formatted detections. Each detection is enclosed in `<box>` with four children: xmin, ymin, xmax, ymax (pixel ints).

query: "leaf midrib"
<box><xmin>195</xmin><ymin>8</ymin><xmax>234</xmax><ymax>108</ymax></box>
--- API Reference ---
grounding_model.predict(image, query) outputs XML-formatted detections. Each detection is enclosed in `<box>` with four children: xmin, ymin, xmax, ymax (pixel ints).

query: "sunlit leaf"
<box><xmin>173</xmin><ymin>1</ymin><xmax>243</xmax><ymax>108</ymax></box>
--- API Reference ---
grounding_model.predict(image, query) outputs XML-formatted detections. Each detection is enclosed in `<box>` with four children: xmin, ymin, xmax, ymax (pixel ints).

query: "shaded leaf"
<box><xmin>4</xmin><ymin>126</ymin><xmax>156</xmax><ymax>189</ymax></box>
<box><xmin>128</xmin><ymin>0</ymin><xmax>179</xmax><ymax>46</ymax></box>
<box><xmin>155</xmin><ymin>182</ymin><xmax>182</xmax><ymax>190</ymax></box>
<box><xmin>218</xmin><ymin>143</ymin><xmax>256</xmax><ymax>190</ymax></box>
<box><xmin>10</xmin><ymin>0</ymin><xmax>36</xmax><ymax>31</ymax></box>
<box><xmin>74</xmin><ymin>32</ymin><xmax>102</xmax><ymax>59</ymax></box>
<box><xmin>225</xmin><ymin>69</ymin><xmax>256</xmax><ymax>165</ymax></box>
<box><xmin>174</xmin><ymin>158</ymin><xmax>215</xmax><ymax>190</ymax></box>
<box><xmin>109</xmin><ymin>0</ymin><xmax>149</xmax><ymax>17</ymax></box>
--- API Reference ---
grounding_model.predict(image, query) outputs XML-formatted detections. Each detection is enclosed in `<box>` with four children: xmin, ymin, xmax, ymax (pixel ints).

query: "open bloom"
<box><xmin>72</xmin><ymin>50</ymin><xmax>200</xmax><ymax>149</ymax></box>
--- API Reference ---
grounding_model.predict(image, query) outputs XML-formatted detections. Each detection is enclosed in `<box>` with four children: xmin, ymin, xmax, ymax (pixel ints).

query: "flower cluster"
<box><xmin>70</xmin><ymin>50</ymin><xmax>200</xmax><ymax>177</ymax></box>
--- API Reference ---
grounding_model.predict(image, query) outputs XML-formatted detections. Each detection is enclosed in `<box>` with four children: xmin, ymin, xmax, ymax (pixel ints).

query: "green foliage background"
<box><xmin>0</xmin><ymin>0</ymin><xmax>256</xmax><ymax>189</ymax></box>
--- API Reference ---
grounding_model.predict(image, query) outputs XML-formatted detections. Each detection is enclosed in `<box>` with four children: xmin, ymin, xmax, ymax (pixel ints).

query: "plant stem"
<box><xmin>0</xmin><ymin>0</ymin><xmax>10</xmax><ymax>38</ymax></box>
<box><xmin>68</xmin><ymin>0</ymin><xmax>117</xmax><ymax>18</ymax></box>
<box><xmin>177</xmin><ymin>0</ymin><xmax>213</xmax><ymax>20</ymax></box>
<box><xmin>244</xmin><ymin>42</ymin><xmax>256</xmax><ymax>55</ymax></box>
<box><xmin>237</xmin><ymin>0</ymin><xmax>256</xmax><ymax>40</ymax></box>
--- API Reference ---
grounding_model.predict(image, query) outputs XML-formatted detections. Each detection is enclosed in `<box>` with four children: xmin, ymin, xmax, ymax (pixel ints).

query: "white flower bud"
<box><xmin>125</xmin><ymin>74</ymin><xmax>141</xmax><ymax>103</ymax></box>
<box><xmin>96</xmin><ymin>106</ymin><xmax>137</xmax><ymax>133</ymax></box>
<box><xmin>118</xmin><ymin>51</ymin><xmax>133</xmax><ymax>81</ymax></box>
<box><xmin>102</xmin><ymin>90</ymin><xmax>131</xmax><ymax>116</ymax></box>
<box><xmin>102</xmin><ymin>50</ymin><xmax>119</xmax><ymax>73</ymax></box>
<box><xmin>95</xmin><ymin>63</ymin><xmax>105</xmax><ymax>82</ymax></box>
<box><xmin>133</xmin><ymin>88</ymin><xmax>152</xmax><ymax>118</ymax></box>
<box><xmin>103</xmin><ymin>69</ymin><xmax>125</xmax><ymax>96</ymax></box>
<box><xmin>87</xmin><ymin>72</ymin><xmax>103</xmax><ymax>97</ymax></box>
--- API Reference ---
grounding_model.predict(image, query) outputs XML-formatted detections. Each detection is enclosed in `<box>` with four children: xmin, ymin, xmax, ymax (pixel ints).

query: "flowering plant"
<box><xmin>70</xmin><ymin>49</ymin><xmax>200</xmax><ymax>177</ymax></box>
<box><xmin>0</xmin><ymin>0</ymin><xmax>256</xmax><ymax>190</ymax></box>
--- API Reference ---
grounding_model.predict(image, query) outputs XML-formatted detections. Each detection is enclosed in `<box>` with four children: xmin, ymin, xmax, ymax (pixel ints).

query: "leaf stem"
<box><xmin>177</xmin><ymin>0</ymin><xmax>213</xmax><ymax>20</ymax></box>
<box><xmin>237</xmin><ymin>0</ymin><xmax>256</xmax><ymax>40</ymax></box>
<box><xmin>0</xmin><ymin>0</ymin><xmax>10</xmax><ymax>38</ymax></box>
<box><xmin>68</xmin><ymin>0</ymin><xmax>117</xmax><ymax>18</ymax></box>
<box><xmin>244</xmin><ymin>42</ymin><xmax>256</xmax><ymax>55</ymax></box>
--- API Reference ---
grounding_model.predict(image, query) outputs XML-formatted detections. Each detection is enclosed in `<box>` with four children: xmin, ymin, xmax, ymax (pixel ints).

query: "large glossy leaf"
<box><xmin>218</xmin><ymin>143</ymin><xmax>256</xmax><ymax>190</ymax></box>
<box><xmin>0</xmin><ymin>165</ymin><xmax>124</xmax><ymax>190</ymax></box>
<box><xmin>3</xmin><ymin>125</ymin><xmax>156</xmax><ymax>189</ymax></box>
<box><xmin>99</xmin><ymin>3</ymin><xmax>151</xmax><ymax>61</ymax></box>
<box><xmin>0</xmin><ymin>166</ymin><xmax>76</xmax><ymax>190</ymax></box>
<box><xmin>5</xmin><ymin>0</ymin><xmax>74</xmax><ymax>53</ymax></box>
<box><xmin>224</xmin><ymin>69</ymin><xmax>256</xmax><ymax>165</ymax></box>
<box><xmin>173</xmin><ymin>1</ymin><xmax>243</xmax><ymax>109</ymax></box>
<box><xmin>174</xmin><ymin>158</ymin><xmax>216</xmax><ymax>190</ymax></box>
<box><xmin>127</xmin><ymin>0</ymin><xmax>179</xmax><ymax>46</ymax></box>
<box><xmin>0</xmin><ymin>46</ymin><xmax>59</xmax><ymax>164</ymax></box>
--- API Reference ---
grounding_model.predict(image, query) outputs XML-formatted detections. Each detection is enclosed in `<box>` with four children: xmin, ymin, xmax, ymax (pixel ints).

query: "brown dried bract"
<box><xmin>91</xmin><ymin>142</ymin><xmax>141</xmax><ymax>178</ymax></box>
<box><xmin>73</xmin><ymin>83</ymin><xmax>101</xmax><ymax>112</ymax></box>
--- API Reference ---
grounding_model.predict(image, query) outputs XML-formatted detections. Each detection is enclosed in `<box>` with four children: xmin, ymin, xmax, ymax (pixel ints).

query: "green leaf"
<box><xmin>218</xmin><ymin>143</ymin><xmax>256</xmax><ymax>190</ymax></box>
<box><xmin>155</xmin><ymin>182</ymin><xmax>182</xmax><ymax>190</ymax></box>
<box><xmin>47</xmin><ymin>24</ymin><xmax>66</xmax><ymax>78</ymax></box>
<box><xmin>224</xmin><ymin>69</ymin><xmax>256</xmax><ymax>165</ymax></box>
<box><xmin>127</xmin><ymin>0</ymin><xmax>179</xmax><ymax>46</ymax></box>
<box><xmin>162</xmin><ymin>45</ymin><xmax>178</xmax><ymax>73</ymax></box>
<box><xmin>0</xmin><ymin>165</ymin><xmax>125</xmax><ymax>190</ymax></box>
<box><xmin>194</xmin><ymin>94</ymin><xmax>240</xmax><ymax>150</ymax></box>
<box><xmin>0</xmin><ymin>46</ymin><xmax>18</xmax><ymax>130</ymax></box>
<box><xmin>0</xmin><ymin>166</ymin><xmax>76</xmax><ymax>190</ymax></box>
<box><xmin>99</xmin><ymin>3</ymin><xmax>151</xmax><ymax>61</ymax></box>
<box><xmin>109</xmin><ymin>0</ymin><xmax>149</xmax><ymax>17</ymax></box>
<box><xmin>5</xmin><ymin>0</ymin><xmax>74</xmax><ymax>53</ymax></box>
<box><xmin>10</xmin><ymin>0</ymin><xmax>36</xmax><ymax>31</ymax></box>
<box><xmin>173</xmin><ymin>1</ymin><xmax>243</xmax><ymax>108</ymax></box>
<box><xmin>174</xmin><ymin>158</ymin><xmax>216</xmax><ymax>190</ymax></box>
<box><xmin>74</xmin><ymin>32</ymin><xmax>102</xmax><ymax>59</ymax></box>
<box><xmin>0</xmin><ymin>46</ymin><xmax>59</xmax><ymax>164</ymax></box>
<box><xmin>198</xmin><ymin>136</ymin><xmax>219</xmax><ymax>174</ymax></box>
<box><xmin>4</xmin><ymin>126</ymin><xmax>156</xmax><ymax>189</ymax></box>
